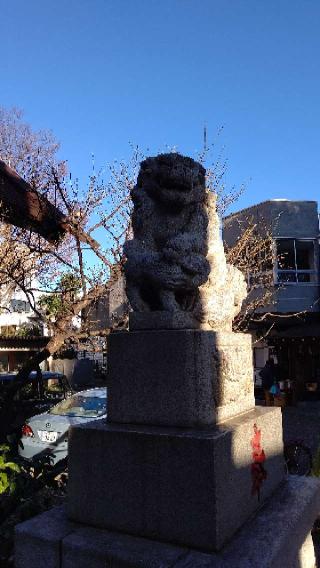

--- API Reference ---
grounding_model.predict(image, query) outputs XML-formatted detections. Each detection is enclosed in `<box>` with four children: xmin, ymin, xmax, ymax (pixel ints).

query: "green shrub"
<box><xmin>0</xmin><ymin>445</ymin><xmax>20</xmax><ymax>495</ymax></box>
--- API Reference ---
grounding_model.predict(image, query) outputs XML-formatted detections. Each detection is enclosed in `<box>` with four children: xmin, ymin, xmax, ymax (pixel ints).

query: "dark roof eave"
<box><xmin>0</xmin><ymin>160</ymin><xmax>68</xmax><ymax>242</ymax></box>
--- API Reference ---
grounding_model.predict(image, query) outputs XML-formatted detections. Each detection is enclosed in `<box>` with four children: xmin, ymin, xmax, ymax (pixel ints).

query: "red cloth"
<box><xmin>251</xmin><ymin>423</ymin><xmax>267</xmax><ymax>500</ymax></box>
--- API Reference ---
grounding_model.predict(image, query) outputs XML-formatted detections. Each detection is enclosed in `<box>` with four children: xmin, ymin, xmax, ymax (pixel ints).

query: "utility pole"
<box><xmin>203</xmin><ymin>123</ymin><xmax>207</xmax><ymax>154</ymax></box>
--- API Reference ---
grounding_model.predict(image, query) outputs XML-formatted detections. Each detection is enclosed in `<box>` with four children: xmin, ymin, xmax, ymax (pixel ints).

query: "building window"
<box><xmin>9</xmin><ymin>299</ymin><xmax>30</xmax><ymax>313</ymax></box>
<box><xmin>276</xmin><ymin>239</ymin><xmax>317</xmax><ymax>284</ymax></box>
<box><xmin>0</xmin><ymin>325</ymin><xmax>17</xmax><ymax>337</ymax></box>
<box><xmin>0</xmin><ymin>353</ymin><xmax>9</xmax><ymax>372</ymax></box>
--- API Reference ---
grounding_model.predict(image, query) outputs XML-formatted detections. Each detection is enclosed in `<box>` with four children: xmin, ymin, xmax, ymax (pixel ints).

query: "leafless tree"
<box><xmin>224</xmin><ymin>219</ymin><xmax>275</xmax><ymax>332</ymax></box>
<box><xmin>199</xmin><ymin>140</ymin><xmax>275</xmax><ymax>332</ymax></box>
<box><xmin>0</xmin><ymin>110</ymin><xmax>276</xmax><ymax>383</ymax></box>
<box><xmin>0</xmin><ymin>109</ymin><xmax>144</xmax><ymax>388</ymax></box>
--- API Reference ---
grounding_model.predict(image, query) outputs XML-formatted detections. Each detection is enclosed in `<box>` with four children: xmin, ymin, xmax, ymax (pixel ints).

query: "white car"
<box><xmin>18</xmin><ymin>387</ymin><xmax>107</xmax><ymax>465</ymax></box>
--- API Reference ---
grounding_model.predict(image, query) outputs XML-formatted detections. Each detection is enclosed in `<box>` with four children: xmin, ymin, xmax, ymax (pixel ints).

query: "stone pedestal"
<box><xmin>15</xmin><ymin>326</ymin><xmax>320</xmax><ymax>567</ymax></box>
<box><xmin>67</xmin><ymin>407</ymin><xmax>284</xmax><ymax>551</ymax></box>
<box><xmin>15</xmin><ymin>477</ymin><xmax>320</xmax><ymax>568</ymax></box>
<box><xmin>107</xmin><ymin>329</ymin><xmax>255</xmax><ymax>426</ymax></box>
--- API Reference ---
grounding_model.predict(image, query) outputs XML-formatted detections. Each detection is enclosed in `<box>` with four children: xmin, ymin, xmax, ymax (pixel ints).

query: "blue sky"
<box><xmin>1</xmin><ymin>0</ymin><xmax>320</xmax><ymax>213</ymax></box>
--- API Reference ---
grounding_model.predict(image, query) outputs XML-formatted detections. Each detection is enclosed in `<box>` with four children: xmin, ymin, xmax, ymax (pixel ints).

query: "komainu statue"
<box><xmin>124</xmin><ymin>153</ymin><xmax>246</xmax><ymax>331</ymax></box>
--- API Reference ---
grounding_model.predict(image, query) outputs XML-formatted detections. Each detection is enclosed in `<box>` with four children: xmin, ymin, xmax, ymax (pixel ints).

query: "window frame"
<box><xmin>274</xmin><ymin>237</ymin><xmax>317</xmax><ymax>285</ymax></box>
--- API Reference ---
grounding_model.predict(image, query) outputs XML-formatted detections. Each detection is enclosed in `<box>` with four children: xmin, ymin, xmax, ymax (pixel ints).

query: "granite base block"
<box><xmin>107</xmin><ymin>329</ymin><xmax>255</xmax><ymax>427</ymax></box>
<box><xmin>15</xmin><ymin>477</ymin><xmax>320</xmax><ymax>568</ymax></box>
<box><xmin>67</xmin><ymin>407</ymin><xmax>284</xmax><ymax>551</ymax></box>
<box><xmin>14</xmin><ymin>506</ymin><xmax>77</xmax><ymax>568</ymax></box>
<box><xmin>220</xmin><ymin>475</ymin><xmax>320</xmax><ymax>568</ymax></box>
<box><xmin>62</xmin><ymin>526</ymin><xmax>187</xmax><ymax>568</ymax></box>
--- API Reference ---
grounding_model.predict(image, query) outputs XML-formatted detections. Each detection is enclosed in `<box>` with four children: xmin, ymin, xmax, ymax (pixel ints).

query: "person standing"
<box><xmin>260</xmin><ymin>358</ymin><xmax>277</xmax><ymax>406</ymax></box>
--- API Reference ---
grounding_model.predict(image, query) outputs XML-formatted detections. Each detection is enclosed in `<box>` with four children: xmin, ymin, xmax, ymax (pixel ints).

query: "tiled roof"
<box><xmin>0</xmin><ymin>336</ymin><xmax>49</xmax><ymax>348</ymax></box>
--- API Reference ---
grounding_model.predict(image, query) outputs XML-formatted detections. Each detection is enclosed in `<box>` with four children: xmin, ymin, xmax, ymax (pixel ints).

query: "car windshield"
<box><xmin>12</xmin><ymin>376</ymin><xmax>68</xmax><ymax>401</ymax></box>
<box><xmin>49</xmin><ymin>393</ymin><xmax>106</xmax><ymax>417</ymax></box>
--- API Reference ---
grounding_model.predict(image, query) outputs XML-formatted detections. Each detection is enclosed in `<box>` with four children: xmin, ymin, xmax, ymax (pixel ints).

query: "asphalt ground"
<box><xmin>282</xmin><ymin>402</ymin><xmax>320</xmax><ymax>457</ymax></box>
<box><xmin>269</xmin><ymin>402</ymin><xmax>320</xmax><ymax>567</ymax></box>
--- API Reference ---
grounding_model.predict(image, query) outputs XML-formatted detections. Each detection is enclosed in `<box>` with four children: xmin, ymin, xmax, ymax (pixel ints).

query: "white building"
<box><xmin>0</xmin><ymin>283</ymin><xmax>47</xmax><ymax>373</ymax></box>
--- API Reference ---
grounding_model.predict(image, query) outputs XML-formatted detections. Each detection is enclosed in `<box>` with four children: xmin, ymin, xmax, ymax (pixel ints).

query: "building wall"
<box><xmin>0</xmin><ymin>281</ymin><xmax>44</xmax><ymax>334</ymax></box>
<box><xmin>85</xmin><ymin>273</ymin><xmax>128</xmax><ymax>332</ymax></box>
<box><xmin>224</xmin><ymin>199</ymin><xmax>320</xmax><ymax>399</ymax></box>
<box><xmin>223</xmin><ymin>200</ymin><xmax>320</xmax><ymax>314</ymax></box>
<box><xmin>223</xmin><ymin>200</ymin><xmax>319</xmax><ymax>243</ymax></box>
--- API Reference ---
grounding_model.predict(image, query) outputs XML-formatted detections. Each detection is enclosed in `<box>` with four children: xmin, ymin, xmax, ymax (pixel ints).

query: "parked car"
<box><xmin>18</xmin><ymin>387</ymin><xmax>107</xmax><ymax>465</ymax></box>
<box><xmin>0</xmin><ymin>371</ymin><xmax>73</xmax><ymax>440</ymax></box>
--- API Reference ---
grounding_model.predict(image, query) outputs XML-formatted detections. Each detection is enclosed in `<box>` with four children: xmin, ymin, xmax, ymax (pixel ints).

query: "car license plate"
<box><xmin>38</xmin><ymin>430</ymin><xmax>58</xmax><ymax>443</ymax></box>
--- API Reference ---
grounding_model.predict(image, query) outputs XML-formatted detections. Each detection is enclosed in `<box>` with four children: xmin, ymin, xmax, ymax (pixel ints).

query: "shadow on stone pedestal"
<box><xmin>67</xmin><ymin>407</ymin><xmax>284</xmax><ymax>551</ymax></box>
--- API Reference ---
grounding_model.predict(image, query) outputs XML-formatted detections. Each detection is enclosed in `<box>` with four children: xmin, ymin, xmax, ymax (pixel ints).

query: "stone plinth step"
<box><xmin>15</xmin><ymin>477</ymin><xmax>320</xmax><ymax>568</ymax></box>
<box><xmin>67</xmin><ymin>407</ymin><xmax>284</xmax><ymax>551</ymax></box>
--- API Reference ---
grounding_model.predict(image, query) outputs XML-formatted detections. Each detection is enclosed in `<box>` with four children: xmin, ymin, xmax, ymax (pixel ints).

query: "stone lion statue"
<box><xmin>124</xmin><ymin>153</ymin><xmax>210</xmax><ymax>312</ymax></box>
<box><xmin>124</xmin><ymin>153</ymin><xmax>246</xmax><ymax>331</ymax></box>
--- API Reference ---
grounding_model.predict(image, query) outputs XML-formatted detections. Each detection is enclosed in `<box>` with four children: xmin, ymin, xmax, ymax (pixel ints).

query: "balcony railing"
<box><xmin>275</xmin><ymin>269</ymin><xmax>318</xmax><ymax>285</ymax></box>
<box><xmin>247</xmin><ymin>269</ymin><xmax>318</xmax><ymax>288</ymax></box>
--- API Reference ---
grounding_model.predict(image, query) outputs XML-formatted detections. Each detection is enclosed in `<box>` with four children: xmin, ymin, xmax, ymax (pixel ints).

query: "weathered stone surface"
<box><xmin>196</xmin><ymin>193</ymin><xmax>247</xmax><ymax>331</ymax></box>
<box><xmin>129</xmin><ymin>310</ymin><xmax>206</xmax><ymax>331</ymax></box>
<box><xmin>124</xmin><ymin>154</ymin><xmax>209</xmax><ymax>314</ymax></box>
<box><xmin>15</xmin><ymin>505</ymin><xmax>77</xmax><ymax>568</ymax></box>
<box><xmin>67</xmin><ymin>407</ymin><xmax>284</xmax><ymax>551</ymax></box>
<box><xmin>107</xmin><ymin>329</ymin><xmax>254</xmax><ymax>426</ymax></box>
<box><xmin>15</xmin><ymin>477</ymin><xmax>320</xmax><ymax>567</ymax></box>
<box><xmin>219</xmin><ymin>475</ymin><xmax>320</xmax><ymax>568</ymax></box>
<box><xmin>62</xmin><ymin>526</ymin><xmax>186</xmax><ymax>568</ymax></box>
<box><xmin>123</xmin><ymin>153</ymin><xmax>246</xmax><ymax>331</ymax></box>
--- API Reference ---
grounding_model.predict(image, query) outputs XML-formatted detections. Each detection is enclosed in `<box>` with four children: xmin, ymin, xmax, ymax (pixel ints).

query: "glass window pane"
<box><xmin>277</xmin><ymin>239</ymin><xmax>295</xmax><ymax>270</ymax></box>
<box><xmin>0</xmin><ymin>354</ymin><xmax>8</xmax><ymax>372</ymax></box>
<box><xmin>295</xmin><ymin>240</ymin><xmax>314</xmax><ymax>270</ymax></box>
<box><xmin>13</xmin><ymin>352</ymin><xmax>30</xmax><ymax>371</ymax></box>
<box><xmin>297</xmin><ymin>272</ymin><xmax>311</xmax><ymax>283</ymax></box>
<box><xmin>50</xmin><ymin>394</ymin><xmax>107</xmax><ymax>417</ymax></box>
